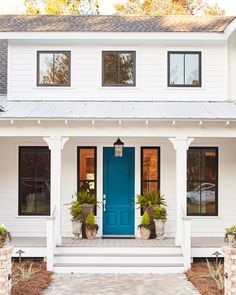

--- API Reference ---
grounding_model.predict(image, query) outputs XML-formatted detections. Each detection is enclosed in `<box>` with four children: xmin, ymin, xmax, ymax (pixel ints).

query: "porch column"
<box><xmin>44</xmin><ymin>136</ymin><xmax>69</xmax><ymax>245</ymax></box>
<box><xmin>169</xmin><ymin>137</ymin><xmax>193</xmax><ymax>246</ymax></box>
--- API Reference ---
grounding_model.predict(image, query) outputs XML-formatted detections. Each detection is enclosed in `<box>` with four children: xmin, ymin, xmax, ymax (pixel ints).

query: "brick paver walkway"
<box><xmin>43</xmin><ymin>273</ymin><xmax>200</xmax><ymax>295</ymax></box>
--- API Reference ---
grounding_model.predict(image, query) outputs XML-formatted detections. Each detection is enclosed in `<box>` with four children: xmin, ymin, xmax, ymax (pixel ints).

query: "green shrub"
<box><xmin>225</xmin><ymin>225</ymin><xmax>236</xmax><ymax>235</ymax></box>
<box><xmin>153</xmin><ymin>206</ymin><xmax>167</xmax><ymax>221</ymax></box>
<box><xmin>85</xmin><ymin>210</ymin><xmax>95</xmax><ymax>226</ymax></box>
<box><xmin>141</xmin><ymin>210</ymin><xmax>151</xmax><ymax>226</ymax></box>
<box><xmin>69</xmin><ymin>201</ymin><xmax>83</xmax><ymax>221</ymax></box>
<box><xmin>136</xmin><ymin>191</ymin><xmax>166</xmax><ymax>209</ymax></box>
<box><xmin>76</xmin><ymin>191</ymin><xmax>96</xmax><ymax>205</ymax></box>
<box><xmin>0</xmin><ymin>225</ymin><xmax>7</xmax><ymax>235</ymax></box>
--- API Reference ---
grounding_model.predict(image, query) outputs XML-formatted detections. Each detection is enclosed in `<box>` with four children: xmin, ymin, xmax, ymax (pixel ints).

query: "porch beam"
<box><xmin>169</xmin><ymin>137</ymin><xmax>193</xmax><ymax>246</ymax></box>
<box><xmin>43</xmin><ymin>136</ymin><xmax>69</xmax><ymax>245</ymax></box>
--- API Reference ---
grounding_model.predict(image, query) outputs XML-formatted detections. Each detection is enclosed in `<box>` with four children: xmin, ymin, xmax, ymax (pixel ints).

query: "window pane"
<box><xmin>201</xmin><ymin>149</ymin><xmax>217</xmax><ymax>181</ymax></box>
<box><xmin>169</xmin><ymin>54</ymin><xmax>184</xmax><ymax>85</ymax></box>
<box><xmin>35</xmin><ymin>181</ymin><xmax>50</xmax><ymax>215</ymax></box>
<box><xmin>142</xmin><ymin>148</ymin><xmax>159</xmax><ymax>180</ymax></box>
<box><xmin>142</xmin><ymin>181</ymin><xmax>159</xmax><ymax>194</ymax></box>
<box><xmin>39</xmin><ymin>53</ymin><xmax>54</xmax><ymax>85</ymax></box>
<box><xmin>20</xmin><ymin>151</ymin><xmax>35</xmax><ymax>179</ymax></box>
<box><xmin>185</xmin><ymin>54</ymin><xmax>200</xmax><ymax>85</ymax></box>
<box><xmin>79</xmin><ymin>148</ymin><xmax>95</xmax><ymax>180</ymax></box>
<box><xmin>200</xmin><ymin>182</ymin><xmax>216</xmax><ymax>214</ymax></box>
<box><xmin>103</xmin><ymin>53</ymin><xmax>118</xmax><ymax>85</ymax></box>
<box><xmin>187</xmin><ymin>181</ymin><xmax>201</xmax><ymax>215</ymax></box>
<box><xmin>119</xmin><ymin>53</ymin><xmax>134</xmax><ymax>85</ymax></box>
<box><xmin>19</xmin><ymin>148</ymin><xmax>50</xmax><ymax>215</ymax></box>
<box><xmin>54</xmin><ymin>53</ymin><xmax>70</xmax><ymax>85</ymax></box>
<box><xmin>79</xmin><ymin>181</ymin><xmax>96</xmax><ymax>195</ymax></box>
<box><xmin>187</xmin><ymin>149</ymin><xmax>201</xmax><ymax>181</ymax></box>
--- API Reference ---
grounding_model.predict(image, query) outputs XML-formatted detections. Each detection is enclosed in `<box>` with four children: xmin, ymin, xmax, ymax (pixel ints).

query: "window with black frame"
<box><xmin>37</xmin><ymin>51</ymin><xmax>71</xmax><ymax>86</ymax></box>
<box><xmin>19</xmin><ymin>147</ymin><xmax>50</xmax><ymax>216</ymax></box>
<box><xmin>168</xmin><ymin>51</ymin><xmax>201</xmax><ymax>87</ymax></box>
<box><xmin>77</xmin><ymin>146</ymin><xmax>97</xmax><ymax>198</ymax></box>
<box><xmin>102</xmin><ymin>51</ymin><xmax>136</xmax><ymax>86</ymax></box>
<box><xmin>141</xmin><ymin>147</ymin><xmax>160</xmax><ymax>194</ymax></box>
<box><xmin>187</xmin><ymin>147</ymin><xmax>218</xmax><ymax>216</ymax></box>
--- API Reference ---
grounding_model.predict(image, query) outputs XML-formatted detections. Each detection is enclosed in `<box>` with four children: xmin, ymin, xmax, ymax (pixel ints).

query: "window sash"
<box><xmin>168</xmin><ymin>51</ymin><xmax>201</xmax><ymax>87</ymax></box>
<box><xmin>187</xmin><ymin>147</ymin><xmax>218</xmax><ymax>216</ymax></box>
<box><xmin>19</xmin><ymin>147</ymin><xmax>50</xmax><ymax>216</ymax></box>
<box><xmin>102</xmin><ymin>51</ymin><xmax>136</xmax><ymax>87</ymax></box>
<box><xmin>37</xmin><ymin>51</ymin><xmax>71</xmax><ymax>87</ymax></box>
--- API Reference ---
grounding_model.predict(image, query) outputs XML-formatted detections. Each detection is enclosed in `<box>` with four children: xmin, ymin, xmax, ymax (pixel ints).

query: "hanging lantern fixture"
<box><xmin>114</xmin><ymin>137</ymin><xmax>124</xmax><ymax>157</ymax></box>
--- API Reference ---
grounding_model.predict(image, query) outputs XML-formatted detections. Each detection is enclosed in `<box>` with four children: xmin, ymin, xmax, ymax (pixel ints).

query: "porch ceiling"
<box><xmin>1</xmin><ymin>101</ymin><xmax>236</xmax><ymax>120</ymax></box>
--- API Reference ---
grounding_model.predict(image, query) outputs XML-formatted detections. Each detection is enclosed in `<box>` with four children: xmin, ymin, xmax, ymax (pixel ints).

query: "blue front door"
<box><xmin>103</xmin><ymin>147</ymin><xmax>135</xmax><ymax>235</ymax></box>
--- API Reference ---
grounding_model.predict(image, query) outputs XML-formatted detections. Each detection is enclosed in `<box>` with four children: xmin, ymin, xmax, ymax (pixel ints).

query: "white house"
<box><xmin>0</xmin><ymin>14</ymin><xmax>236</xmax><ymax>273</ymax></box>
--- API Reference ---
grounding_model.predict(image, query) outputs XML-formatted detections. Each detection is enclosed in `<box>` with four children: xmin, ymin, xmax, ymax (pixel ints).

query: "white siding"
<box><xmin>0</xmin><ymin>136</ymin><xmax>235</xmax><ymax>238</ymax></box>
<box><xmin>8</xmin><ymin>43</ymin><xmax>228</xmax><ymax>102</ymax></box>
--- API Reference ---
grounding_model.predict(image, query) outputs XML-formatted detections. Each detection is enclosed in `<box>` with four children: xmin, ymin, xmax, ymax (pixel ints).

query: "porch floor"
<box><xmin>9</xmin><ymin>237</ymin><xmax>225</xmax><ymax>248</ymax></box>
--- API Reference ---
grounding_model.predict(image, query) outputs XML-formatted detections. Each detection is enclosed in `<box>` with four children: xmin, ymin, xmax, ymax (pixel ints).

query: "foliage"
<box><xmin>225</xmin><ymin>224</ymin><xmax>236</xmax><ymax>242</ymax></box>
<box><xmin>85</xmin><ymin>210</ymin><xmax>95</xmax><ymax>226</ymax></box>
<box><xmin>153</xmin><ymin>206</ymin><xmax>167</xmax><ymax>221</ymax></box>
<box><xmin>15</xmin><ymin>263</ymin><xmax>38</xmax><ymax>282</ymax></box>
<box><xmin>141</xmin><ymin>210</ymin><xmax>151</xmax><ymax>226</ymax></box>
<box><xmin>136</xmin><ymin>191</ymin><xmax>166</xmax><ymax>209</ymax></box>
<box><xmin>115</xmin><ymin>0</ymin><xmax>225</xmax><ymax>16</ymax></box>
<box><xmin>76</xmin><ymin>191</ymin><xmax>97</xmax><ymax>205</ymax></box>
<box><xmin>69</xmin><ymin>201</ymin><xmax>83</xmax><ymax>221</ymax></box>
<box><xmin>24</xmin><ymin>0</ymin><xmax>99</xmax><ymax>15</ymax></box>
<box><xmin>0</xmin><ymin>224</ymin><xmax>11</xmax><ymax>242</ymax></box>
<box><xmin>206</xmin><ymin>259</ymin><xmax>224</xmax><ymax>291</ymax></box>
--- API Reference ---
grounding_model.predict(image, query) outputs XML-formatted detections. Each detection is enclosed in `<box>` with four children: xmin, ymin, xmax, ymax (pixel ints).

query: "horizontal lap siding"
<box><xmin>8</xmin><ymin>44</ymin><xmax>227</xmax><ymax>101</ymax></box>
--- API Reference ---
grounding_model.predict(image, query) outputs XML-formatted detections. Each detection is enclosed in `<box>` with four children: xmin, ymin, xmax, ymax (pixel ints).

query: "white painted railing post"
<box><xmin>44</xmin><ymin>136</ymin><xmax>69</xmax><ymax>245</ymax></box>
<box><xmin>169</xmin><ymin>137</ymin><xmax>193</xmax><ymax>246</ymax></box>
<box><xmin>46</xmin><ymin>206</ymin><xmax>57</xmax><ymax>272</ymax></box>
<box><xmin>182</xmin><ymin>217</ymin><xmax>192</xmax><ymax>271</ymax></box>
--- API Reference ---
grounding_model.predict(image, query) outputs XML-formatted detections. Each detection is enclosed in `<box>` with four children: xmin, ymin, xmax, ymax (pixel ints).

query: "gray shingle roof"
<box><xmin>1</xmin><ymin>101</ymin><xmax>236</xmax><ymax>119</ymax></box>
<box><xmin>0</xmin><ymin>15</ymin><xmax>234</xmax><ymax>33</ymax></box>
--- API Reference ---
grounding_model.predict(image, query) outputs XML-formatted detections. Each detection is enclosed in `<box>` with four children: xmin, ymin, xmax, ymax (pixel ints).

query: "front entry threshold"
<box><xmin>102</xmin><ymin>235</ymin><xmax>135</xmax><ymax>239</ymax></box>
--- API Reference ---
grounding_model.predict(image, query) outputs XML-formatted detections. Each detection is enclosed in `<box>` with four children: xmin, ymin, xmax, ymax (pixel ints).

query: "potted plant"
<box><xmin>225</xmin><ymin>225</ymin><xmax>236</xmax><ymax>247</ymax></box>
<box><xmin>76</xmin><ymin>191</ymin><xmax>97</xmax><ymax>219</ymax></box>
<box><xmin>153</xmin><ymin>206</ymin><xmax>167</xmax><ymax>240</ymax></box>
<box><xmin>69</xmin><ymin>201</ymin><xmax>83</xmax><ymax>239</ymax></box>
<box><xmin>85</xmin><ymin>210</ymin><xmax>99</xmax><ymax>240</ymax></box>
<box><xmin>138</xmin><ymin>210</ymin><xmax>151</xmax><ymax>240</ymax></box>
<box><xmin>0</xmin><ymin>224</ymin><xmax>11</xmax><ymax>248</ymax></box>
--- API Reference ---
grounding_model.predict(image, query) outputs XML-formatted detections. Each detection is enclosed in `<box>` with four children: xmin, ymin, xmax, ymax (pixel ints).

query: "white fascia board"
<box><xmin>0</xmin><ymin>31</ymin><xmax>227</xmax><ymax>42</ymax></box>
<box><xmin>224</xmin><ymin>18</ymin><xmax>236</xmax><ymax>37</ymax></box>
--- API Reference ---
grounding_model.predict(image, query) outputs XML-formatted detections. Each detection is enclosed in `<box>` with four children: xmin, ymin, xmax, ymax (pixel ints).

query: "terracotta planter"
<box><xmin>72</xmin><ymin>220</ymin><xmax>83</xmax><ymax>239</ymax></box>
<box><xmin>154</xmin><ymin>220</ymin><xmax>165</xmax><ymax>240</ymax></box>
<box><xmin>140</xmin><ymin>226</ymin><xmax>151</xmax><ymax>240</ymax></box>
<box><xmin>85</xmin><ymin>226</ymin><xmax>98</xmax><ymax>240</ymax></box>
<box><xmin>226</xmin><ymin>234</ymin><xmax>236</xmax><ymax>247</ymax></box>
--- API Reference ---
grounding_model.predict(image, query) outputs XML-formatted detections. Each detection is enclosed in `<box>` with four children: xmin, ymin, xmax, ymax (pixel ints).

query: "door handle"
<box><xmin>103</xmin><ymin>194</ymin><xmax>106</xmax><ymax>212</ymax></box>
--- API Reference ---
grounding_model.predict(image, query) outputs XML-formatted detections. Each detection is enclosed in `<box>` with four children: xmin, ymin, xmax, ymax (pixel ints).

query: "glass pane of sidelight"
<box><xmin>142</xmin><ymin>181</ymin><xmax>159</xmax><ymax>194</ymax></box>
<box><xmin>169</xmin><ymin>54</ymin><xmax>184</xmax><ymax>85</ymax></box>
<box><xmin>79</xmin><ymin>181</ymin><xmax>96</xmax><ymax>195</ymax></box>
<box><xmin>119</xmin><ymin>53</ymin><xmax>135</xmax><ymax>85</ymax></box>
<box><xmin>103</xmin><ymin>53</ymin><xmax>118</xmax><ymax>85</ymax></box>
<box><xmin>185</xmin><ymin>54</ymin><xmax>200</xmax><ymax>86</ymax></box>
<box><xmin>19</xmin><ymin>147</ymin><xmax>50</xmax><ymax>215</ymax></box>
<box><xmin>79</xmin><ymin>148</ymin><xmax>95</xmax><ymax>181</ymax></box>
<box><xmin>142</xmin><ymin>148</ymin><xmax>159</xmax><ymax>181</ymax></box>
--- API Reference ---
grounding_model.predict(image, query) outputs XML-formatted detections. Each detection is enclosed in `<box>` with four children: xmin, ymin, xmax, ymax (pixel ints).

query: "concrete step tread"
<box><xmin>53</xmin><ymin>262</ymin><xmax>184</xmax><ymax>268</ymax></box>
<box><xmin>54</xmin><ymin>253</ymin><xmax>183</xmax><ymax>258</ymax></box>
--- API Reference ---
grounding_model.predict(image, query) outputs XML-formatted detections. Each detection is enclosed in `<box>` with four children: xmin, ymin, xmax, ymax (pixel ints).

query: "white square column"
<box><xmin>169</xmin><ymin>137</ymin><xmax>193</xmax><ymax>246</ymax></box>
<box><xmin>44</xmin><ymin>136</ymin><xmax>69</xmax><ymax>245</ymax></box>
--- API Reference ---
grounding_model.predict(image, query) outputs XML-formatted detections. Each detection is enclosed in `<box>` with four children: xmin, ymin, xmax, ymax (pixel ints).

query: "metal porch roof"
<box><xmin>1</xmin><ymin>101</ymin><xmax>236</xmax><ymax>120</ymax></box>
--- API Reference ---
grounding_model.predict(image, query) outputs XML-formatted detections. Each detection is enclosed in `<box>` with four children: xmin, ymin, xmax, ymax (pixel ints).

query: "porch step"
<box><xmin>53</xmin><ymin>246</ymin><xmax>185</xmax><ymax>273</ymax></box>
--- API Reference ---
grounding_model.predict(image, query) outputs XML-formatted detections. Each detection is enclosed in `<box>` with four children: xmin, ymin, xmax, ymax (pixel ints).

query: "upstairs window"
<box><xmin>19</xmin><ymin>147</ymin><xmax>50</xmax><ymax>216</ymax></box>
<box><xmin>102</xmin><ymin>51</ymin><xmax>136</xmax><ymax>86</ymax></box>
<box><xmin>168</xmin><ymin>51</ymin><xmax>201</xmax><ymax>87</ymax></box>
<box><xmin>37</xmin><ymin>51</ymin><xmax>71</xmax><ymax>86</ymax></box>
<box><xmin>187</xmin><ymin>147</ymin><xmax>218</xmax><ymax>216</ymax></box>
